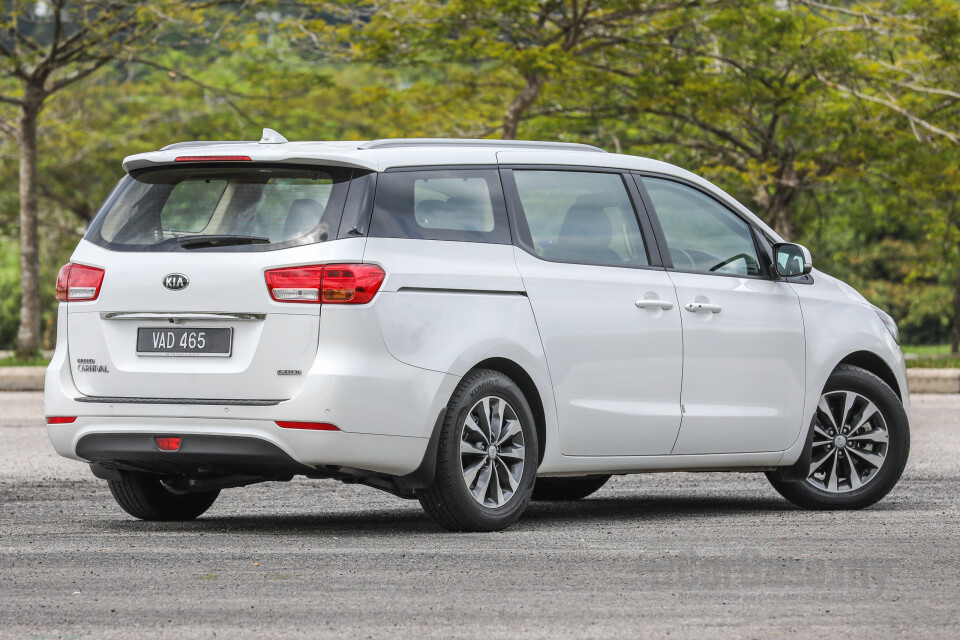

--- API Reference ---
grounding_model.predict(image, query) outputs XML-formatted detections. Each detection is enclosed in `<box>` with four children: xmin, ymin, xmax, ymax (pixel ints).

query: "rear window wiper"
<box><xmin>177</xmin><ymin>235</ymin><xmax>270</xmax><ymax>249</ymax></box>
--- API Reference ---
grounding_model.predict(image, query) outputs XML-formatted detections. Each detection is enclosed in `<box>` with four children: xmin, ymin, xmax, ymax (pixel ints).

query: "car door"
<box><xmin>636</xmin><ymin>175</ymin><xmax>806</xmax><ymax>455</ymax></box>
<box><xmin>502</xmin><ymin>168</ymin><xmax>683</xmax><ymax>456</ymax></box>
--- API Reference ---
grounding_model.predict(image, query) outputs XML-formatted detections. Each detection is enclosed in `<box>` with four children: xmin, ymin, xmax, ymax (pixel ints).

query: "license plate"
<box><xmin>136</xmin><ymin>327</ymin><xmax>232</xmax><ymax>357</ymax></box>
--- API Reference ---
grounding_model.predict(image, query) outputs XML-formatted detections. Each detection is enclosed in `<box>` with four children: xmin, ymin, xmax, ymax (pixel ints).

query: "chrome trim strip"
<box><xmin>74</xmin><ymin>396</ymin><xmax>281</xmax><ymax>406</ymax></box>
<box><xmin>100</xmin><ymin>312</ymin><xmax>266</xmax><ymax>322</ymax></box>
<box><xmin>396</xmin><ymin>287</ymin><xmax>527</xmax><ymax>297</ymax></box>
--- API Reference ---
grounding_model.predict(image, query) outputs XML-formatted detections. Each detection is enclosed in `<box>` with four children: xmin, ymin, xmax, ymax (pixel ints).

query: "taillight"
<box><xmin>55</xmin><ymin>263</ymin><xmax>105</xmax><ymax>302</ymax></box>
<box><xmin>264</xmin><ymin>265</ymin><xmax>324</xmax><ymax>303</ymax></box>
<box><xmin>264</xmin><ymin>264</ymin><xmax>385</xmax><ymax>305</ymax></box>
<box><xmin>321</xmin><ymin>264</ymin><xmax>385</xmax><ymax>304</ymax></box>
<box><xmin>46</xmin><ymin>416</ymin><xmax>77</xmax><ymax>424</ymax></box>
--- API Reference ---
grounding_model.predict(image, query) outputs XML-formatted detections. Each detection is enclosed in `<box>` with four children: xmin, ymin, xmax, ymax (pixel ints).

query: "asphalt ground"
<box><xmin>2</xmin><ymin>391</ymin><xmax>958</xmax><ymax>639</ymax></box>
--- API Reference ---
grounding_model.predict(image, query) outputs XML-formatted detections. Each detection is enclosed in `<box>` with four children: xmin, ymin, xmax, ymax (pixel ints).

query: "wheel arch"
<box><xmin>472</xmin><ymin>357</ymin><xmax>547</xmax><ymax>465</ymax></box>
<box><xmin>835</xmin><ymin>350</ymin><xmax>902</xmax><ymax>400</ymax></box>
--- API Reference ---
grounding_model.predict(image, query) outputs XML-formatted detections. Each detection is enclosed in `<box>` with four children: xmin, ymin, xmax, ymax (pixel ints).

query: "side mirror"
<box><xmin>772</xmin><ymin>242</ymin><xmax>813</xmax><ymax>278</ymax></box>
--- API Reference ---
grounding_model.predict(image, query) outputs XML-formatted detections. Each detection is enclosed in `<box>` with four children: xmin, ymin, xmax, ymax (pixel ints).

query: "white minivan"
<box><xmin>45</xmin><ymin>132</ymin><xmax>909</xmax><ymax>531</ymax></box>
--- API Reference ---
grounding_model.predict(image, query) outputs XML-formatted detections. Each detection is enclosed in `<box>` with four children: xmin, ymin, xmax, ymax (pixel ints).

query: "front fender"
<box><xmin>779</xmin><ymin>272</ymin><xmax>907</xmax><ymax>466</ymax></box>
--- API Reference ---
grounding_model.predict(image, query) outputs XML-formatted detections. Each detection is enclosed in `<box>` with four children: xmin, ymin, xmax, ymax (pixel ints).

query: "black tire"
<box><xmin>107</xmin><ymin>471</ymin><xmax>220</xmax><ymax>521</ymax></box>
<box><xmin>417</xmin><ymin>369</ymin><xmax>539</xmax><ymax>532</ymax></box>
<box><xmin>766</xmin><ymin>364</ymin><xmax>909</xmax><ymax>510</ymax></box>
<box><xmin>531</xmin><ymin>475</ymin><xmax>611</xmax><ymax>501</ymax></box>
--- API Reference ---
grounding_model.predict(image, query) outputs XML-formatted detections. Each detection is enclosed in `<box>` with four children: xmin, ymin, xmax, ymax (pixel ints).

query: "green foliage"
<box><xmin>2</xmin><ymin>1</ymin><xmax>960</xmax><ymax>348</ymax></box>
<box><xmin>903</xmin><ymin>344</ymin><xmax>952</xmax><ymax>356</ymax></box>
<box><xmin>0</xmin><ymin>238</ymin><xmax>20</xmax><ymax>348</ymax></box>
<box><xmin>0</xmin><ymin>353</ymin><xmax>50</xmax><ymax>367</ymax></box>
<box><xmin>906</xmin><ymin>356</ymin><xmax>960</xmax><ymax>369</ymax></box>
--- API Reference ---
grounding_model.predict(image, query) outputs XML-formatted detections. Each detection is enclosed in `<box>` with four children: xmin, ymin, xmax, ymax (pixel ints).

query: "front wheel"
<box><xmin>767</xmin><ymin>364</ymin><xmax>909</xmax><ymax>510</ymax></box>
<box><xmin>417</xmin><ymin>369</ymin><xmax>539</xmax><ymax>532</ymax></box>
<box><xmin>108</xmin><ymin>471</ymin><xmax>220</xmax><ymax>521</ymax></box>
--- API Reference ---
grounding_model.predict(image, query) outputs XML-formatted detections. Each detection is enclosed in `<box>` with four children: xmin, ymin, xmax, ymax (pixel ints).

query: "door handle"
<box><xmin>635</xmin><ymin>299</ymin><xmax>674</xmax><ymax>310</ymax></box>
<box><xmin>684</xmin><ymin>302</ymin><xmax>722</xmax><ymax>313</ymax></box>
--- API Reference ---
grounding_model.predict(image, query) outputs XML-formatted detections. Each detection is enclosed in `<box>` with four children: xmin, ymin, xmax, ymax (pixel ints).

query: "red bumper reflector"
<box><xmin>46</xmin><ymin>416</ymin><xmax>77</xmax><ymax>424</ymax></box>
<box><xmin>275</xmin><ymin>421</ymin><xmax>340</xmax><ymax>431</ymax></box>
<box><xmin>155</xmin><ymin>437</ymin><xmax>182</xmax><ymax>451</ymax></box>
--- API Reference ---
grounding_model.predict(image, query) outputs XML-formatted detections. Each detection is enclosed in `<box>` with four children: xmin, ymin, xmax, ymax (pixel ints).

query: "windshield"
<box><xmin>85</xmin><ymin>164</ymin><xmax>353</xmax><ymax>251</ymax></box>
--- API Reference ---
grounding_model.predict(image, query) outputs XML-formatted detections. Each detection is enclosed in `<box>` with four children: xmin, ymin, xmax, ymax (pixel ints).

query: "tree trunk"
<box><xmin>951</xmin><ymin>264</ymin><xmax>960</xmax><ymax>355</ymax></box>
<box><xmin>768</xmin><ymin>198</ymin><xmax>795</xmax><ymax>242</ymax></box>
<box><xmin>16</xmin><ymin>86</ymin><xmax>44</xmax><ymax>358</ymax></box>
<box><xmin>764</xmin><ymin>157</ymin><xmax>800</xmax><ymax>242</ymax></box>
<box><xmin>502</xmin><ymin>74</ymin><xmax>544</xmax><ymax>140</ymax></box>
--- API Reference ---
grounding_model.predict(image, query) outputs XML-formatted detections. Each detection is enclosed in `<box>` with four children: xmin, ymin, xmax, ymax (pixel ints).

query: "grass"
<box><xmin>0</xmin><ymin>354</ymin><xmax>51</xmax><ymax>367</ymax></box>
<box><xmin>906</xmin><ymin>357</ymin><xmax>960</xmax><ymax>369</ymax></box>
<box><xmin>902</xmin><ymin>344</ymin><xmax>953</xmax><ymax>356</ymax></box>
<box><xmin>902</xmin><ymin>344</ymin><xmax>960</xmax><ymax>368</ymax></box>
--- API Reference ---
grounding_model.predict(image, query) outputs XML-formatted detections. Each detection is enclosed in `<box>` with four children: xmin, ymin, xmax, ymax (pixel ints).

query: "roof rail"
<box><xmin>159</xmin><ymin>140</ymin><xmax>256</xmax><ymax>151</ymax></box>
<box><xmin>357</xmin><ymin>138</ymin><xmax>606</xmax><ymax>152</ymax></box>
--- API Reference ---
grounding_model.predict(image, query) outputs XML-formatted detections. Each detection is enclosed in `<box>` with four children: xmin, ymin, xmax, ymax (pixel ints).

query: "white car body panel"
<box><xmin>668</xmin><ymin>272</ymin><xmax>806</xmax><ymax>455</ymax></box>
<box><xmin>512</xmin><ymin>249</ymin><xmax>683</xmax><ymax>457</ymax></box>
<box><xmin>45</xmin><ymin>138</ymin><xmax>907</xmax><ymax>488</ymax></box>
<box><xmin>773</xmin><ymin>270</ymin><xmax>908</xmax><ymax>466</ymax></box>
<box><xmin>65</xmin><ymin>238</ymin><xmax>369</xmax><ymax>400</ymax></box>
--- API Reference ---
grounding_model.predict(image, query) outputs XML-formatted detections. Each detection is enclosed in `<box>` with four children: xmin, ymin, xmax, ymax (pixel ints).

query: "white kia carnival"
<box><xmin>45</xmin><ymin>131</ymin><xmax>909</xmax><ymax>531</ymax></box>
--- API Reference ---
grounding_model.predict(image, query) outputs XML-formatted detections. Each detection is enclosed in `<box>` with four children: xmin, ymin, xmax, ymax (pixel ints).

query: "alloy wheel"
<box><xmin>807</xmin><ymin>390</ymin><xmax>889</xmax><ymax>493</ymax></box>
<box><xmin>459</xmin><ymin>396</ymin><xmax>526</xmax><ymax>508</ymax></box>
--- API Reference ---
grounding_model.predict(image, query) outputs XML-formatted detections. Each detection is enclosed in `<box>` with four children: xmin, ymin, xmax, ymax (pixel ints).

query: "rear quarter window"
<box><xmin>369</xmin><ymin>169</ymin><xmax>510</xmax><ymax>244</ymax></box>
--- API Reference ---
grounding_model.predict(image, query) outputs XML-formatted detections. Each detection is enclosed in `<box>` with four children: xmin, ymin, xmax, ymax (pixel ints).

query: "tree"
<box><xmin>0</xmin><ymin>0</ymin><xmax>247</xmax><ymax>357</ymax></box>
<box><xmin>525</xmin><ymin>0</ymin><xmax>960</xmax><ymax>241</ymax></box>
<box><xmin>302</xmin><ymin>0</ymin><xmax>708</xmax><ymax>139</ymax></box>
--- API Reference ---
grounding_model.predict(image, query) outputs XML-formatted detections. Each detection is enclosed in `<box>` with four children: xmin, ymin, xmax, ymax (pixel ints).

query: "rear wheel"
<box><xmin>417</xmin><ymin>369</ymin><xmax>538</xmax><ymax>532</ymax></box>
<box><xmin>532</xmin><ymin>475</ymin><xmax>611</xmax><ymax>501</ymax></box>
<box><xmin>767</xmin><ymin>365</ymin><xmax>909</xmax><ymax>510</ymax></box>
<box><xmin>108</xmin><ymin>471</ymin><xmax>220</xmax><ymax>521</ymax></box>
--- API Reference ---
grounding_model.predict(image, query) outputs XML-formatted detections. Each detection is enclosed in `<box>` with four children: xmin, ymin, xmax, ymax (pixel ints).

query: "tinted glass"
<box><xmin>513</xmin><ymin>170</ymin><xmax>648</xmax><ymax>267</ymax></box>
<box><xmin>370</xmin><ymin>169</ymin><xmax>509</xmax><ymax>243</ymax></box>
<box><xmin>86</xmin><ymin>165</ymin><xmax>351</xmax><ymax>252</ymax></box>
<box><xmin>643</xmin><ymin>178</ymin><xmax>761</xmax><ymax>276</ymax></box>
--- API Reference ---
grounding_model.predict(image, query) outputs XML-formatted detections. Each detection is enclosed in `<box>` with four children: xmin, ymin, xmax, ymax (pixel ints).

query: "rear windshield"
<box><xmin>85</xmin><ymin>164</ymin><xmax>353</xmax><ymax>251</ymax></box>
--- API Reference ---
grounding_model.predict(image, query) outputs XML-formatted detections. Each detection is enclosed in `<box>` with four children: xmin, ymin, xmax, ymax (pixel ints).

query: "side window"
<box><xmin>642</xmin><ymin>178</ymin><xmax>761</xmax><ymax>276</ymax></box>
<box><xmin>369</xmin><ymin>169</ymin><xmax>510</xmax><ymax>243</ymax></box>
<box><xmin>512</xmin><ymin>170</ymin><xmax>648</xmax><ymax>267</ymax></box>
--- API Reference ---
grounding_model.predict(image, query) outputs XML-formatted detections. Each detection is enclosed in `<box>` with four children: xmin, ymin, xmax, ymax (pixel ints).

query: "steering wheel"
<box><xmin>669</xmin><ymin>248</ymin><xmax>697</xmax><ymax>270</ymax></box>
<box><xmin>709</xmin><ymin>253</ymin><xmax>759</xmax><ymax>274</ymax></box>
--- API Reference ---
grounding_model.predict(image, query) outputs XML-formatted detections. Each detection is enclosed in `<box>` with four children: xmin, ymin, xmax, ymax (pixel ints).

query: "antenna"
<box><xmin>260</xmin><ymin>128</ymin><xmax>289</xmax><ymax>144</ymax></box>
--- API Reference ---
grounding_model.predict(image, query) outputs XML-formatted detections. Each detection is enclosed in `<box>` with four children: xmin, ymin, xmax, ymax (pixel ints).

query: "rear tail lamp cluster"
<box><xmin>264</xmin><ymin>264</ymin><xmax>385</xmax><ymax>305</ymax></box>
<box><xmin>55</xmin><ymin>263</ymin><xmax>105</xmax><ymax>302</ymax></box>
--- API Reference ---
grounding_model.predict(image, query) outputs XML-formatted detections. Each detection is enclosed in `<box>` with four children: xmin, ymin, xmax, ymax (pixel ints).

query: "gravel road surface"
<box><xmin>2</xmin><ymin>391</ymin><xmax>958</xmax><ymax>639</ymax></box>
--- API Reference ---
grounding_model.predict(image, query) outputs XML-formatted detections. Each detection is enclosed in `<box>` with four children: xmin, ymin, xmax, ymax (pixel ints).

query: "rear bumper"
<box><xmin>48</xmin><ymin>415</ymin><xmax>433</xmax><ymax>477</ymax></box>
<box><xmin>78</xmin><ymin>432</ymin><xmax>316</xmax><ymax>478</ymax></box>
<box><xmin>45</xmin><ymin>306</ymin><xmax>459</xmax><ymax>477</ymax></box>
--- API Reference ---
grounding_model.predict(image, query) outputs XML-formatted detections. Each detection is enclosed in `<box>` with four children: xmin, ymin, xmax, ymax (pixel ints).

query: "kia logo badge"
<box><xmin>163</xmin><ymin>273</ymin><xmax>189</xmax><ymax>291</ymax></box>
